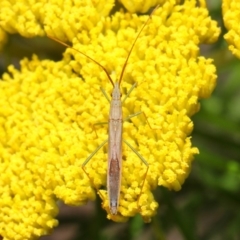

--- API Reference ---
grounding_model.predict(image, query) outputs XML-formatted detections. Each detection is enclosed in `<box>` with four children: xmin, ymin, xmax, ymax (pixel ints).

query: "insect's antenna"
<box><xmin>48</xmin><ymin>35</ymin><xmax>114</xmax><ymax>87</ymax></box>
<box><xmin>118</xmin><ymin>4</ymin><xmax>159</xmax><ymax>85</ymax></box>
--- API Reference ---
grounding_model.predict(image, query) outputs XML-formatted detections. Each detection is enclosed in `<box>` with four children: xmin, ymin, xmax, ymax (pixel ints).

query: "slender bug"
<box><xmin>48</xmin><ymin>5</ymin><xmax>159</xmax><ymax>215</ymax></box>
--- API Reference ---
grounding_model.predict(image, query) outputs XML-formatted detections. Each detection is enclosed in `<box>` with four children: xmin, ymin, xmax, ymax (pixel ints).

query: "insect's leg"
<box><xmin>92</xmin><ymin>87</ymin><xmax>110</xmax><ymax>138</ymax></box>
<box><xmin>122</xmin><ymin>82</ymin><xmax>145</xmax><ymax>123</ymax></box>
<box><xmin>100</xmin><ymin>87</ymin><xmax>110</xmax><ymax>103</ymax></box>
<box><xmin>82</xmin><ymin>87</ymin><xmax>110</xmax><ymax>205</ymax></box>
<box><xmin>123</xmin><ymin>139</ymin><xmax>149</xmax><ymax>212</ymax></box>
<box><xmin>122</xmin><ymin>82</ymin><xmax>154</xmax><ymax>129</ymax></box>
<box><xmin>91</xmin><ymin>87</ymin><xmax>109</xmax><ymax>137</ymax></box>
<box><xmin>122</xmin><ymin>82</ymin><xmax>138</xmax><ymax>104</ymax></box>
<box><xmin>82</xmin><ymin>139</ymin><xmax>108</xmax><ymax>201</ymax></box>
<box><xmin>93</xmin><ymin>121</ymin><xmax>107</xmax><ymax>138</ymax></box>
<box><xmin>124</xmin><ymin>110</ymin><xmax>154</xmax><ymax>131</ymax></box>
<box><xmin>82</xmin><ymin>139</ymin><xmax>108</xmax><ymax>166</ymax></box>
<box><xmin>123</xmin><ymin>111</ymin><xmax>142</xmax><ymax>122</ymax></box>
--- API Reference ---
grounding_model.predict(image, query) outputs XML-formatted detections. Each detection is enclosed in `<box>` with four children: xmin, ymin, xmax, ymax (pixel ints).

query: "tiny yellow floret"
<box><xmin>222</xmin><ymin>0</ymin><xmax>240</xmax><ymax>58</ymax></box>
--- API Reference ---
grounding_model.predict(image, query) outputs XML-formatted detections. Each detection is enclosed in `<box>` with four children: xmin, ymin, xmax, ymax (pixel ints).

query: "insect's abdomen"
<box><xmin>108</xmin><ymin>152</ymin><xmax>121</xmax><ymax>214</ymax></box>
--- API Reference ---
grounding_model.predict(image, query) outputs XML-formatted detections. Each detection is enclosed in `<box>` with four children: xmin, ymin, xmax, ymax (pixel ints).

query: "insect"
<box><xmin>48</xmin><ymin>4</ymin><xmax>159</xmax><ymax>215</ymax></box>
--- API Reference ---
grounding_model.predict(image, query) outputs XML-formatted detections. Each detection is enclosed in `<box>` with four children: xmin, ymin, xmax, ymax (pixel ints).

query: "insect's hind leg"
<box><xmin>82</xmin><ymin>139</ymin><xmax>108</xmax><ymax>203</ymax></box>
<box><xmin>123</xmin><ymin>139</ymin><xmax>149</xmax><ymax>213</ymax></box>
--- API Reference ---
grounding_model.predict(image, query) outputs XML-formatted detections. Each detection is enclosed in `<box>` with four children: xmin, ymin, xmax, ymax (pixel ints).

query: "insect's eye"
<box><xmin>120</xmin><ymin>93</ymin><xmax>122</xmax><ymax>97</ymax></box>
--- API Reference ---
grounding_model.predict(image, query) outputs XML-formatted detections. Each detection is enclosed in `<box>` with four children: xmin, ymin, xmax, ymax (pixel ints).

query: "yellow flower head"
<box><xmin>0</xmin><ymin>0</ymin><xmax>220</xmax><ymax>239</ymax></box>
<box><xmin>222</xmin><ymin>0</ymin><xmax>240</xmax><ymax>58</ymax></box>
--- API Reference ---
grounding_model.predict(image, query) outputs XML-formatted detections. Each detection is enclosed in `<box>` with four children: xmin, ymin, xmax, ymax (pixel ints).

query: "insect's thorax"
<box><xmin>109</xmin><ymin>82</ymin><xmax>122</xmax><ymax>120</ymax></box>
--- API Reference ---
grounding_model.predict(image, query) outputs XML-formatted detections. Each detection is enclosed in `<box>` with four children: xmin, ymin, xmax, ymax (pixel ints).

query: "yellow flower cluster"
<box><xmin>222</xmin><ymin>0</ymin><xmax>240</xmax><ymax>58</ymax></box>
<box><xmin>0</xmin><ymin>0</ymin><xmax>220</xmax><ymax>239</ymax></box>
